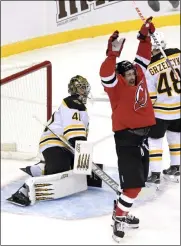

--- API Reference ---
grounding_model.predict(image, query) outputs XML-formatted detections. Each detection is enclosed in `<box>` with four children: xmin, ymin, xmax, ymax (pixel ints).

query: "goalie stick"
<box><xmin>34</xmin><ymin>115</ymin><xmax>119</xmax><ymax>192</ymax></box>
<box><xmin>132</xmin><ymin>0</ymin><xmax>180</xmax><ymax>81</ymax></box>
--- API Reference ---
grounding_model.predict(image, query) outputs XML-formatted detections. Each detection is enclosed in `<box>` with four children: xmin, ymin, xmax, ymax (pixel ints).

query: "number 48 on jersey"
<box><xmin>158</xmin><ymin>68</ymin><xmax>181</xmax><ymax>96</ymax></box>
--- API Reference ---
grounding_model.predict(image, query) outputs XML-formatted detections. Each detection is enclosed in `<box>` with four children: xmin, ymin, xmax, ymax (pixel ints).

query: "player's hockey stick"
<box><xmin>34</xmin><ymin>116</ymin><xmax>119</xmax><ymax>192</ymax></box>
<box><xmin>89</xmin><ymin>97</ymin><xmax>109</xmax><ymax>103</ymax></box>
<box><xmin>132</xmin><ymin>0</ymin><xmax>180</xmax><ymax>81</ymax></box>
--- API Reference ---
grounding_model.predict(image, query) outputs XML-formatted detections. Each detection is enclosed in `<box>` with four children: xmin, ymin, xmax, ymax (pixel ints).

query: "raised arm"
<box><xmin>134</xmin><ymin>17</ymin><xmax>155</xmax><ymax>73</ymax></box>
<box><xmin>100</xmin><ymin>31</ymin><xmax>125</xmax><ymax>89</ymax></box>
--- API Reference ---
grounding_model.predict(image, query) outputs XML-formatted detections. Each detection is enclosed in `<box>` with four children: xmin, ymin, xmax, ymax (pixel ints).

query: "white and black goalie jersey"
<box><xmin>146</xmin><ymin>48</ymin><xmax>181</xmax><ymax>120</ymax></box>
<box><xmin>39</xmin><ymin>95</ymin><xmax>89</xmax><ymax>153</ymax></box>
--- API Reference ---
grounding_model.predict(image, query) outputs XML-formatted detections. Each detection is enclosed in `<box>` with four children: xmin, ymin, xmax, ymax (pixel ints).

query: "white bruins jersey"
<box><xmin>146</xmin><ymin>48</ymin><xmax>181</xmax><ymax>120</ymax></box>
<box><xmin>39</xmin><ymin>95</ymin><xmax>89</xmax><ymax>153</ymax></box>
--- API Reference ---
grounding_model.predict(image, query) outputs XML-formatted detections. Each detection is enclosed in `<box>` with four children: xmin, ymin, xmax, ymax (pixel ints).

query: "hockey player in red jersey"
<box><xmin>100</xmin><ymin>17</ymin><xmax>156</xmax><ymax>241</ymax></box>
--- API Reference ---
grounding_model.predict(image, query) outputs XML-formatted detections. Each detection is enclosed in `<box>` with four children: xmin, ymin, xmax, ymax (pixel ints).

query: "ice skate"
<box><xmin>20</xmin><ymin>160</ymin><xmax>45</xmax><ymax>177</ymax></box>
<box><xmin>7</xmin><ymin>190</ymin><xmax>31</xmax><ymax>207</ymax></box>
<box><xmin>112</xmin><ymin>200</ymin><xmax>139</xmax><ymax>229</ymax></box>
<box><xmin>20</xmin><ymin>166</ymin><xmax>33</xmax><ymax>176</ymax></box>
<box><xmin>112</xmin><ymin>216</ymin><xmax>126</xmax><ymax>242</ymax></box>
<box><xmin>146</xmin><ymin>172</ymin><xmax>160</xmax><ymax>189</ymax></box>
<box><xmin>163</xmin><ymin>165</ymin><xmax>180</xmax><ymax>183</ymax></box>
<box><xmin>126</xmin><ymin>214</ymin><xmax>139</xmax><ymax>229</ymax></box>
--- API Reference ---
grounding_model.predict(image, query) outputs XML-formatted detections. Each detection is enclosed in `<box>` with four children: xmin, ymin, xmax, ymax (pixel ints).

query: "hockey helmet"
<box><xmin>116</xmin><ymin>60</ymin><xmax>135</xmax><ymax>76</ymax></box>
<box><xmin>68</xmin><ymin>75</ymin><xmax>90</xmax><ymax>104</ymax></box>
<box><xmin>151</xmin><ymin>32</ymin><xmax>166</xmax><ymax>51</ymax></box>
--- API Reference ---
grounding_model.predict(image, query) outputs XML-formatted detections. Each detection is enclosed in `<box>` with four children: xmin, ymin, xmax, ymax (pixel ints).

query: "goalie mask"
<box><xmin>68</xmin><ymin>75</ymin><xmax>91</xmax><ymax>104</ymax></box>
<box><xmin>151</xmin><ymin>32</ymin><xmax>166</xmax><ymax>52</ymax></box>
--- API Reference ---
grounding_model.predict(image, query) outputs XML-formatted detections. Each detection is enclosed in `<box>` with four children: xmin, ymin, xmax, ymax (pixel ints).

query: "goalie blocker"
<box><xmin>73</xmin><ymin>140</ymin><xmax>103</xmax><ymax>188</ymax></box>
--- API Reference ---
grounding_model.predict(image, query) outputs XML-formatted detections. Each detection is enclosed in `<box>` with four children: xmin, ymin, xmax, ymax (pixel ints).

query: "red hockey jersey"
<box><xmin>100</xmin><ymin>39</ymin><xmax>156</xmax><ymax>132</ymax></box>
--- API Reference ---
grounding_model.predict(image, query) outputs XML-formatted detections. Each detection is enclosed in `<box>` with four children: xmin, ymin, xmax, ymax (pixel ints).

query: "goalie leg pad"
<box><xmin>25</xmin><ymin>170</ymin><xmax>87</xmax><ymax>205</ymax></box>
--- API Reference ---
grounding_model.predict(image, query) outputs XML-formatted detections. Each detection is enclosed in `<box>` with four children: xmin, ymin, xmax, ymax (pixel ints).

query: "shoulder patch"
<box><xmin>63</xmin><ymin>95</ymin><xmax>86</xmax><ymax>111</ymax></box>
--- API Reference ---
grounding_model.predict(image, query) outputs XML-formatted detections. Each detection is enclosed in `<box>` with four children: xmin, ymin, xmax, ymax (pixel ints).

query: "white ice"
<box><xmin>1</xmin><ymin>26</ymin><xmax>180</xmax><ymax>245</ymax></box>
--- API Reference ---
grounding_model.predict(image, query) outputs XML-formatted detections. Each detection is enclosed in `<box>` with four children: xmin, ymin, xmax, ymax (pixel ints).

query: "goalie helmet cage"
<box><xmin>1</xmin><ymin>61</ymin><xmax>52</xmax><ymax>160</ymax></box>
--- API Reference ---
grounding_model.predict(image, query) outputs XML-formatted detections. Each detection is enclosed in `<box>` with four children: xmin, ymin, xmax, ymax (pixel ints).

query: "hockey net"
<box><xmin>1</xmin><ymin>61</ymin><xmax>52</xmax><ymax>160</ymax></box>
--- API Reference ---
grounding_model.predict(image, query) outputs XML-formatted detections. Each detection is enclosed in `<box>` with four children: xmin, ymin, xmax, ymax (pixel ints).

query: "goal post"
<box><xmin>1</xmin><ymin>61</ymin><xmax>52</xmax><ymax>160</ymax></box>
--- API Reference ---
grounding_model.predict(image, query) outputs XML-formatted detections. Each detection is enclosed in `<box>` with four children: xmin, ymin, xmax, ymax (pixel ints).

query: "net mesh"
<box><xmin>1</xmin><ymin>61</ymin><xmax>52</xmax><ymax>160</ymax></box>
